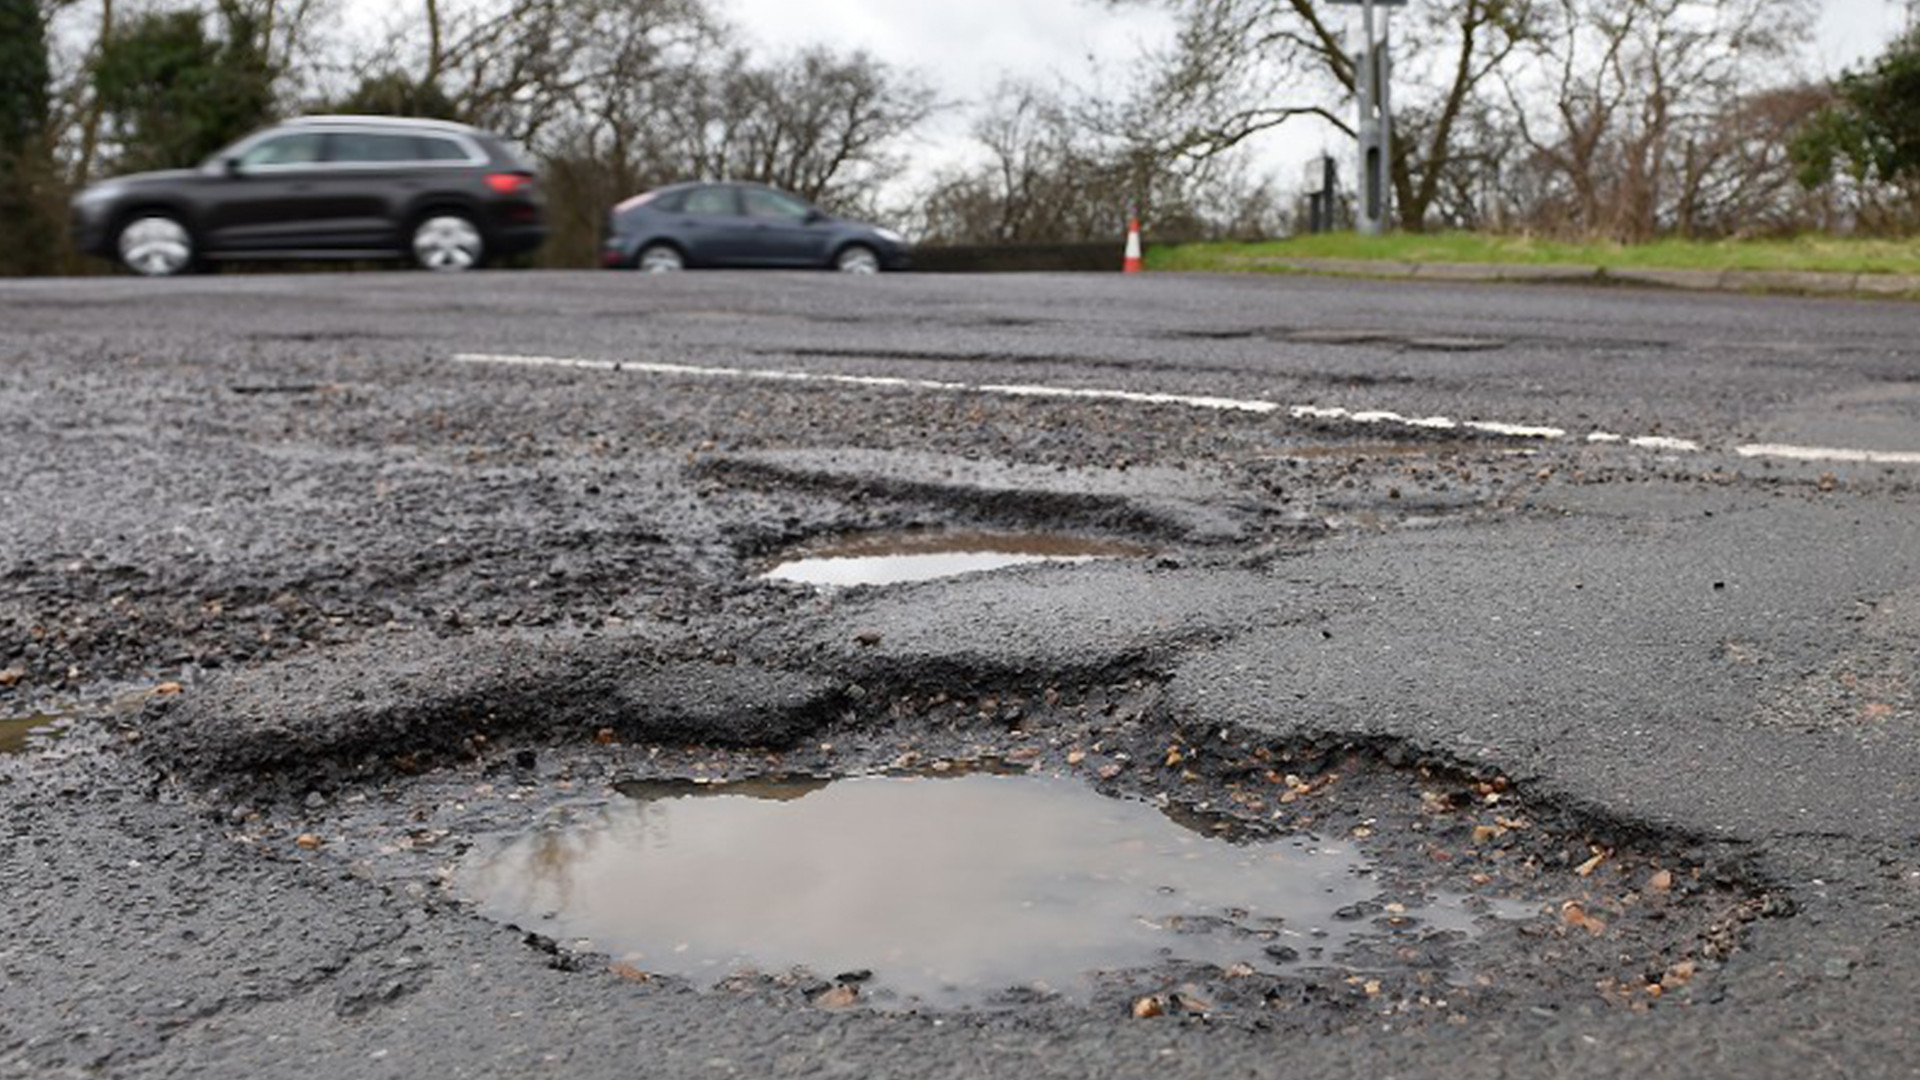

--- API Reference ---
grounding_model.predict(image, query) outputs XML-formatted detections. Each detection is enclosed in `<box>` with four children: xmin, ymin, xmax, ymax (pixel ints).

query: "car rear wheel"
<box><xmin>638</xmin><ymin>244</ymin><xmax>685</xmax><ymax>273</ymax></box>
<box><xmin>412</xmin><ymin>214</ymin><xmax>485</xmax><ymax>271</ymax></box>
<box><xmin>834</xmin><ymin>245</ymin><xmax>881</xmax><ymax>274</ymax></box>
<box><xmin>117</xmin><ymin>215</ymin><xmax>194</xmax><ymax>277</ymax></box>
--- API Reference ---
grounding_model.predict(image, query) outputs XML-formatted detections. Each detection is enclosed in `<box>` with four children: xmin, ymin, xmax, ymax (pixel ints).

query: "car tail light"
<box><xmin>485</xmin><ymin>173</ymin><xmax>535</xmax><ymax>194</ymax></box>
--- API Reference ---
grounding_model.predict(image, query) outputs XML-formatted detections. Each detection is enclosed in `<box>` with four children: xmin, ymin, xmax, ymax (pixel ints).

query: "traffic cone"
<box><xmin>1123</xmin><ymin>217</ymin><xmax>1143</xmax><ymax>274</ymax></box>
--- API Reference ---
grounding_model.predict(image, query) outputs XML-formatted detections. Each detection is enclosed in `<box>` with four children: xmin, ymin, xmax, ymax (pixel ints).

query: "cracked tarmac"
<box><xmin>3</xmin><ymin>270</ymin><xmax>1919</xmax><ymax>1078</ymax></box>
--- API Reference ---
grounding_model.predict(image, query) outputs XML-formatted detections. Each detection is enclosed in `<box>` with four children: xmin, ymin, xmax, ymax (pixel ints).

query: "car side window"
<box><xmin>741</xmin><ymin>188</ymin><xmax>811</xmax><ymax>221</ymax></box>
<box><xmin>653</xmin><ymin>190</ymin><xmax>688</xmax><ymax>213</ymax></box>
<box><xmin>415</xmin><ymin>137</ymin><xmax>471</xmax><ymax>162</ymax></box>
<box><xmin>682</xmin><ymin>186</ymin><xmax>739</xmax><ymax>216</ymax></box>
<box><xmin>327</xmin><ymin>132</ymin><xmax>422</xmax><ymax>164</ymax></box>
<box><xmin>237</xmin><ymin>133</ymin><xmax>326</xmax><ymax>168</ymax></box>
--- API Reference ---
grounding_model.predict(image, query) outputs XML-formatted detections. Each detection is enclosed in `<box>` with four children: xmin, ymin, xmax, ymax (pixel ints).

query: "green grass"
<box><xmin>1145</xmin><ymin>233</ymin><xmax>1920</xmax><ymax>277</ymax></box>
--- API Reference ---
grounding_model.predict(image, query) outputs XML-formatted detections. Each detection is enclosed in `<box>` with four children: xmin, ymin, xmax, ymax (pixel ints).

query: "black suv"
<box><xmin>71</xmin><ymin>116</ymin><xmax>546</xmax><ymax>275</ymax></box>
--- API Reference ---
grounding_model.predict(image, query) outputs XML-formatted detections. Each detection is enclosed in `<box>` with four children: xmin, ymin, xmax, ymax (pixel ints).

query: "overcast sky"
<box><xmin>726</xmin><ymin>0</ymin><xmax>1913</xmax><ymax>191</ymax></box>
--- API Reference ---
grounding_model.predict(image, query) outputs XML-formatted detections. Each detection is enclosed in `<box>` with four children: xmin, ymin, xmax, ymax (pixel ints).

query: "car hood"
<box><xmin>80</xmin><ymin>168</ymin><xmax>205</xmax><ymax>195</ymax></box>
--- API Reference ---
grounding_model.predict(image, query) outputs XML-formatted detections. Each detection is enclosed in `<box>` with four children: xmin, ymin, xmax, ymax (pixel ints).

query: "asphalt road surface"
<box><xmin>3</xmin><ymin>270</ymin><xmax>1919</xmax><ymax>1079</ymax></box>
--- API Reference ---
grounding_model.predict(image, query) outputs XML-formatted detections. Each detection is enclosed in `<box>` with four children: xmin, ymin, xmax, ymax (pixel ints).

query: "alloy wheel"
<box><xmin>413</xmin><ymin>216</ymin><xmax>485</xmax><ymax>271</ymax></box>
<box><xmin>118</xmin><ymin>217</ymin><xmax>194</xmax><ymax>277</ymax></box>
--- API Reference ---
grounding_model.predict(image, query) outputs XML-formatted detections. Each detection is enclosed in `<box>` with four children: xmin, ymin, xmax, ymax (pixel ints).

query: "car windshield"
<box><xmin>204</xmin><ymin>131</ymin><xmax>325</xmax><ymax>170</ymax></box>
<box><xmin>203</xmin><ymin>135</ymin><xmax>255</xmax><ymax>169</ymax></box>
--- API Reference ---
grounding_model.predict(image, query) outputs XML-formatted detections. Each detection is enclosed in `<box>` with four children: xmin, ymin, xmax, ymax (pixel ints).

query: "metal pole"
<box><xmin>1356</xmin><ymin>0</ymin><xmax>1384</xmax><ymax>235</ymax></box>
<box><xmin>1379</xmin><ymin>7</ymin><xmax>1394</xmax><ymax>231</ymax></box>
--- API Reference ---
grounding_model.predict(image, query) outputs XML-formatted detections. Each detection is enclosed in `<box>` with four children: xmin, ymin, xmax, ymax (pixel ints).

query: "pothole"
<box><xmin>1403</xmin><ymin>337</ymin><xmax>1506</xmax><ymax>352</ymax></box>
<box><xmin>3</xmin><ymin>686</ymin><xmax>179</xmax><ymax>756</ymax></box>
<box><xmin>242</xmin><ymin>679</ymin><xmax>1781</xmax><ymax>1027</ymax></box>
<box><xmin>762</xmin><ymin>530</ymin><xmax>1155</xmax><ymax>587</ymax></box>
<box><xmin>456</xmin><ymin>769</ymin><xmax>1526</xmax><ymax>1009</ymax></box>
<box><xmin>0</xmin><ymin>713</ymin><xmax>66</xmax><ymax>755</ymax></box>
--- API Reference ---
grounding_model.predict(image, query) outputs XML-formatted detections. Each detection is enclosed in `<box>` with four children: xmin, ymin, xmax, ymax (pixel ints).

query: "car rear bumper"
<box><xmin>600</xmin><ymin>238</ymin><xmax>637</xmax><ymax>268</ymax></box>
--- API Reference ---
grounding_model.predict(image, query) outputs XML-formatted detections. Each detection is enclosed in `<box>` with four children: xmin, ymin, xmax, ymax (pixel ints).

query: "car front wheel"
<box><xmin>412</xmin><ymin>214</ymin><xmax>485</xmax><ymax>271</ymax></box>
<box><xmin>834</xmin><ymin>244</ymin><xmax>881</xmax><ymax>274</ymax></box>
<box><xmin>117</xmin><ymin>215</ymin><xmax>195</xmax><ymax>277</ymax></box>
<box><xmin>638</xmin><ymin>244</ymin><xmax>685</xmax><ymax>273</ymax></box>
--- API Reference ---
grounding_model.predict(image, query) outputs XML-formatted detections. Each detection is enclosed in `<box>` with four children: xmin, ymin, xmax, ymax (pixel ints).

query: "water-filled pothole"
<box><xmin>0</xmin><ymin>714</ymin><xmax>66</xmax><ymax>755</ymax></box>
<box><xmin>762</xmin><ymin>530</ymin><xmax>1154</xmax><ymax>587</ymax></box>
<box><xmin>458</xmin><ymin>772</ymin><xmax>1518</xmax><ymax>1008</ymax></box>
<box><xmin>0</xmin><ymin>687</ymin><xmax>174</xmax><ymax>755</ymax></box>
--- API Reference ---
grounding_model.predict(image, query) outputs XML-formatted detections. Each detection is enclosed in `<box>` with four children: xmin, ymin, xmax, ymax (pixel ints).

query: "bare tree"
<box><xmin>66</xmin><ymin>0</ymin><xmax>112</xmax><ymax>186</ymax></box>
<box><xmin>1109</xmin><ymin>0</ymin><xmax>1531</xmax><ymax>230</ymax></box>
<box><xmin>601</xmin><ymin>46</ymin><xmax>936</xmax><ymax>215</ymax></box>
<box><xmin>914</xmin><ymin>80</ymin><xmax>1286</xmax><ymax>245</ymax></box>
<box><xmin>1497</xmin><ymin>0</ymin><xmax>1814</xmax><ymax>238</ymax></box>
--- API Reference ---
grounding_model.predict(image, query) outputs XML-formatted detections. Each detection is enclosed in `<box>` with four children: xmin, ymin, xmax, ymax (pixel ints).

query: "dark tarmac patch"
<box><xmin>1151</xmin><ymin>328</ymin><xmax>1506</xmax><ymax>354</ymax></box>
<box><xmin>761</xmin><ymin>529</ymin><xmax>1155</xmax><ymax>587</ymax></box>
<box><xmin>243</xmin><ymin>331</ymin><xmax>396</xmax><ymax>344</ymax></box>
<box><xmin>228</xmin><ymin>383</ymin><xmax>330</xmax><ymax>396</ymax></box>
<box><xmin>1283</xmin><ymin>329</ymin><xmax>1405</xmax><ymax>346</ymax></box>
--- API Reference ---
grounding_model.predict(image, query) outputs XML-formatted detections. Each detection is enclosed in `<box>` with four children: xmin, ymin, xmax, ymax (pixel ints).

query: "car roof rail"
<box><xmin>287</xmin><ymin>114</ymin><xmax>478</xmax><ymax>133</ymax></box>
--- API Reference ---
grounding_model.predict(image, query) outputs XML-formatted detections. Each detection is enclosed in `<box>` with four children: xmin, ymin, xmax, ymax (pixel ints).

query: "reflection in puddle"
<box><xmin>460</xmin><ymin>773</ymin><xmax>1515</xmax><ymax>1007</ymax></box>
<box><xmin>763</xmin><ymin>530</ymin><xmax>1153</xmax><ymax>587</ymax></box>
<box><xmin>0</xmin><ymin>714</ymin><xmax>64</xmax><ymax>755</ymax></box>
<box><xmin>1</xmin><ymin>687</ymin><xmax>175</xmax><ymax>755</ymax></box>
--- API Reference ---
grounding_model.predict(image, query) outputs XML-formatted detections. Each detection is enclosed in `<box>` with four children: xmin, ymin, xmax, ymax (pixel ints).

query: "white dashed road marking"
<box><xmin>451</xmin><ymin>353</ymin><xmax>1919</xmax><ymax>467</ymax></box>
<box><xmin>1735</xmin><ymin>443</ymin><xmax>1920</xmax><ymax>466</ymax></box>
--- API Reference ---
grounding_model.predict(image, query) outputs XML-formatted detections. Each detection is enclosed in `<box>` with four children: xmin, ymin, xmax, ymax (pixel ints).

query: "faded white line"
<box><xmin>454</xmin><ymin>352</ymin><xmax>1920</xmax><ymax>465</ymax></box>
<box><xmin>1464</xmin><ymin>420</ymin><xmax>1568</xmax><ymax>439</ymax></box>
<box><xmin>1736</xmin><ymin>443</ymin><xmax>1920</xmax><ymax>465</ymax></box>
<box><xmin>1292</xmin><ymin>405</ymin><xmax>1465</xmax><ymax>431</ymax></box>
<box><xmin>455</xmin><ymin>352</ymin><xmax>1266</xmax><ymax>413</ymax></box>
<box><xmin>1628</xmin><ymin>435</ymin><xmax>1703</xmax><ymax>452</ymax></box>
<box><xmin>975</xmin><ymin>382</ymin><xmax>1277</xmax><ymax>413</ymax></box>
<box><xmin>455</xmin><ymin>351</ymin><xmax>1599</xmax><ymax>447</ymax></box>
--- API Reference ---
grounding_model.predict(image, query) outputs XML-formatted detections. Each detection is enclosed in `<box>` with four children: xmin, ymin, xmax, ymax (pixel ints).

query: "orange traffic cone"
<box><xmin>1123</xmin><ymin>217</ymin><xmax>1143</xmax><ymax>274</ymax></box>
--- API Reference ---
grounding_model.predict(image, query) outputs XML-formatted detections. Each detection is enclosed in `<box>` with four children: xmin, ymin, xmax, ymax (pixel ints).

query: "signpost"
<box><xmin>1302</xmin><ymin>155</ymin><xmax>1338</xmax><ymax>234</ymax></box>
<box><xmin>1327</xmin><ymin>0</ymin><xmax>1402</xmax><ymax>234</ymax></box>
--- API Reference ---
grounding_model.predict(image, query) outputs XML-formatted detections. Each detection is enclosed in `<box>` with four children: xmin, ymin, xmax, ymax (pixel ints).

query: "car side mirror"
<box><xmin>223</xmin><ymin>157</ymin><xmax>244</xmax><ymax>177</ymax></box>
<box><xmin>804</xmin><ymin>208</ymin><xmax>826</xmax><ymax>225</ymax></box>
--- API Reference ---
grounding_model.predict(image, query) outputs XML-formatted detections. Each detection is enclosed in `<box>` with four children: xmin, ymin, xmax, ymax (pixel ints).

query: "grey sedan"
<box><xmin>600</xmin><ymin>182</ymin><xmax>910</xmax><ymax>273</ymax></box>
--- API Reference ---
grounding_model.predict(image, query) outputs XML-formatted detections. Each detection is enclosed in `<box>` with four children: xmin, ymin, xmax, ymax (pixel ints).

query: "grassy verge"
<box><xmin>1145</xmin><ymin>233</ymin><xmax>1920</xmax><ymax>277</ymax></box>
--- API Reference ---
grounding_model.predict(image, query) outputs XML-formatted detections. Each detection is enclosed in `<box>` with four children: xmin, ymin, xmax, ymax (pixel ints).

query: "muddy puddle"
<box><xmin>458</xmin><ymin>772</ymin><xmax>1522</xmax><ymax>1008</ymax></box>
<box><xmin>0</xmin><ymin>714</ymin><xmax>68</xmax><ymax>755</ymax></box>
<box><xmin>762</xmin><ymin>530</ymin><xmax>1154</xmax><ymax>587</ymax></box>
<box><xmin>0</xmin><ymin>686</ymin><xmax>184</xmax><ymax>755</ymax></box>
